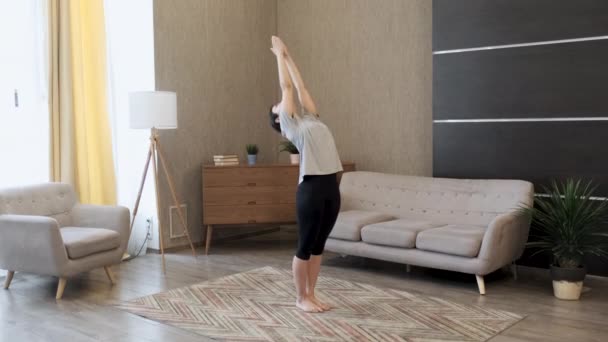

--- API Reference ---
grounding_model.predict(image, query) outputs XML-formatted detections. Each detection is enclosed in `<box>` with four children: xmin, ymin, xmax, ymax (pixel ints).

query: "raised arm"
<box><xmin>272</xmin><ymin>36</ymin><xmax>317</xmax><ymax>115</ymax></box>
<box><xmin>271</xmin><ymin>37</ymin><xmax>297</xmax><ymax>118</ymax></box>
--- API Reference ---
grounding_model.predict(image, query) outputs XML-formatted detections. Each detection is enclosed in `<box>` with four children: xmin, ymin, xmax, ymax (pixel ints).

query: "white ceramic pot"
<box><xmin>550</xmin><ymin>265</ymin><xmax>586</xmax><ymax>300</ymax></box>
<box><xmin>290</xmin><ymin>154</ymin><xmax>300</xmax><ymax>165</ymax></box>
<box><xmin>552</xmin><ymin>280</ymin><xmax>583</xmax><ymax>300</ymax></box>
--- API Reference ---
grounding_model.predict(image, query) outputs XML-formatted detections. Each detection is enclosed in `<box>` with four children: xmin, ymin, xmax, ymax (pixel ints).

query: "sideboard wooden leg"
<box><xmin>205</xmin><ymin>225</ymin><xmax>213</xmax><ymax>255</ymax></box>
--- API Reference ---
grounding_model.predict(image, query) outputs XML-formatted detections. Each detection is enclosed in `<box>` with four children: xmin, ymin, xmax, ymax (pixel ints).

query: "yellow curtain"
<box><xmin>49</xmin><ymin>0</ymin><xmax>117</xmax><ymax>205</ymax></box>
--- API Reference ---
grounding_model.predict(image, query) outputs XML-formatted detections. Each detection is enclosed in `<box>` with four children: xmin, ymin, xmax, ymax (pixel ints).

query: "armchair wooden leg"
<box><xmin>56</xmin><ymin>278</ymin><xmax>67</xmax><ymax>300</ymax></box>
<box><xmin>3</xmin><ymin>271</ymin><xmax>15</xmax><ymax>289</ymax></box>
<box><xmin>104</xmin><ymin>266</ymin><xmax>116</xmax><ymax>285</ymax></box>
<box><xmin>476</xmin><ymin>275</ymin><xmax>486</xmax><ymax>295</ymax></box>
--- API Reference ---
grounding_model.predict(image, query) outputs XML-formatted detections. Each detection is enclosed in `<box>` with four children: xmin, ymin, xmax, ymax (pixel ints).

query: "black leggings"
<box><xmin>295</xmin><ymin>173</ymin><xmax>341</xmax><ymax>260</ymax></box>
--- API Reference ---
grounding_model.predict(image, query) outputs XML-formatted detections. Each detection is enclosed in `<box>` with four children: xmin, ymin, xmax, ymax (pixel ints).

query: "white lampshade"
<box><xmin>129</xmin><ymin>91</ymin><xmax>178</xmax><ymax>129</ymax></box>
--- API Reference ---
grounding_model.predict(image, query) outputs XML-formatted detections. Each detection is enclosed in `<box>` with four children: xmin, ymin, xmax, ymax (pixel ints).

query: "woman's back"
<box><xmin>279</xmin><ymin>111</ymin><xmax>342</xmax><ymax>183</ymax></box>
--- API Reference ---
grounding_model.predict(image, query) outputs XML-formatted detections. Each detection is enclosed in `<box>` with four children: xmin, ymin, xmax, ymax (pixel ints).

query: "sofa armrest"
<box><xmin>71</xmin><ymin>204</ymin><xmax>130</xmax><ymax>252</ymax></box>
<box><xmin>477</xmin><ymin>211</ymin><xmax>531</xmax><ymax>272</ymax></box>
<box><xmin>0</xmin><ymin>215</ymin><xmax>68</xmax><ymax>276</ymax></box>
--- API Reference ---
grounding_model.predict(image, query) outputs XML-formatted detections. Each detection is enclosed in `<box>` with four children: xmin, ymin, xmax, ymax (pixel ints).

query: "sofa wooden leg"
<box><xmin>406</xmin><ymin>264</ymin><xmax>411</xmax><ymax>273</ymax></box>
<box><xmin>476</xmin><ymin>275</ymin><xmax>486</xmax><ymax>295</ymax></box>
<box><xmin>104</xmin><ymin>266</ymin><xmax>116</xmax><ymax>285</ymax></box>
<box><xmin>56</xmin><ymin>278</ymin><xmax>67</xmax><ymax>300</ymax></box>
<box><xmin>511</xmin><ymin>263</ymin><xmax>518</xmax><ymax>281</ymax></box>
<box><xmin>3</xmin><ymin>271</ymin><xmax>14</xmax><ymax>289</ymax></box>
<box><xmin>205</xmin><ymin>225</ymin><xmax>213</xmax><ymax>255</ymax></box>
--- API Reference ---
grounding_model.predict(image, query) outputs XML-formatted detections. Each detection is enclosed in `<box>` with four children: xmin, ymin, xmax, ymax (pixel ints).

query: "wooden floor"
<box><xmin>1</xmin><ymin>229</ymin><xmax>607</xmax><ymax>342</ymax></box>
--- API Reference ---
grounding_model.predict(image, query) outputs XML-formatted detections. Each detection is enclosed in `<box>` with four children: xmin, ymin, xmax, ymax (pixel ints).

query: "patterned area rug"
<box><xmin>115</xmin><ymin>267</ymin><xmax>522</xmax><ymax>341</ymax></box>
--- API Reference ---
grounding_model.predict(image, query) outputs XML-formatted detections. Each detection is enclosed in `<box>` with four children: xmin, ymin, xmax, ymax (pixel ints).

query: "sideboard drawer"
<box><xmin>203</xmin><ymin>186</ymin><xmax>296</xmax><ymax>206</ymax></box>
<box><xmin>203</xmin><ymin>166</ymin><xmax>298</xmax><ymax>187</ymax></box>
<box><xmin>203</xmin><ymin>204</ymin><xmax>296</xmax><ymax>225</ymax></box>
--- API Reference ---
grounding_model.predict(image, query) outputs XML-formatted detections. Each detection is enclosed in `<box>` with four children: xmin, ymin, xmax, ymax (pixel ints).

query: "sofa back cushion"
<box><xmin>340</xmin><ymin>172</ymin><xmax>534</xmax><ymax>226</ymax></box>
<box><xmin>0</xmin><ymin>183</ymin><xmax>77</xmax><ymax>227</ymax></box>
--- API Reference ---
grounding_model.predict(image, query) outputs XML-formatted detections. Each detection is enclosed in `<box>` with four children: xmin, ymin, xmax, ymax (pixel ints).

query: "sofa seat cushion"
<box><xmin>361</xmin><ymin>220</ymin><xmax>444</xmax><ymax>248</ymax></box>
<box><xmin>416</xmin><ymin>225</ymin><xmax>486</xmax><ymax>257</ymax></box>
<box><xmin>60</xmin><ymin>227</ymin><xmax>121</xmax><ymax>259</ymax></box>
<box><xmin>329</xmin><ymin>210</ymin><xmax>394</xmax><ymax>241</ymax></box>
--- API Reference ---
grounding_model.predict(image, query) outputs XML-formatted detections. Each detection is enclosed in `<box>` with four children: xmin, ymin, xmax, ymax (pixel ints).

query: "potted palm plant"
<box><xmin>246</xmin><ymin>144</ymin><xmax>258</xmax><ymax>165</ymax></box>
<box><xmin>520</xmin><ymin>179</ymin><xmax>608</xmax><ymax>300</ymax></box>
<box><xmin>279</xmin><ymin>140</ymin><xmax>299</xmax><ymax>165</ymax></box>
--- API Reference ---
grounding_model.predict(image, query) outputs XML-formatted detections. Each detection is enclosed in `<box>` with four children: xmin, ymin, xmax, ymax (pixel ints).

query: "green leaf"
<box><xmin>279</xmin><ymin>140</ymin><xmax>298</xmax><ymax>154</ymax></box>
<box><xmin>245</xmin><ymin>144</ymin><xmax>259</xmax><ymax>155</ymax></box>
<box><xmin>525</xmin><ymin>179</ymin><xmax>608</xmax><ymax>267</ymax></box>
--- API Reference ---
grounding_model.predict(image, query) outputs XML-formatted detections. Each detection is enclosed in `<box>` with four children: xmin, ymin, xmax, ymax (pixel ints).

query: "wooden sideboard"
<box><xmin>202</xmin><ymin>162</ymin><xmax>355</xmax><ymax>254</ymax></box>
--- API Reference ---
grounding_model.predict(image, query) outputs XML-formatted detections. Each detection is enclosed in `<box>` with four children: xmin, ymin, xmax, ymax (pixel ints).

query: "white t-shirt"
<box><xmin>279</xmin><ymin>110</ymin><xmax>343</xmax><ymax>184</ymax></box>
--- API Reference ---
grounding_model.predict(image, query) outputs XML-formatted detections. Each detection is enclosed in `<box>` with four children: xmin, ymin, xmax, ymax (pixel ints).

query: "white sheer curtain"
<box><xmin>0</xmin><ymin>0</ymin><xmax>49</xmax><ymax>189</ymax></box>
<box><xmin>0</xmin><ymin>0</ymin><xmax>49</xmax><ymax>278</ymax></box>
<box><xmin>104</xmin><ymin>0</ymin><xmax>158</xmax><ymax>256</ymax></box>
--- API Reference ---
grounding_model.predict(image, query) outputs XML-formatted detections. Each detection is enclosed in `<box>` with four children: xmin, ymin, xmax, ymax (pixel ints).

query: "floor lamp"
<box><xmin>129</xmin><ymin>91</ymin><xmax>197</xmax><ymax>273</ymax></box>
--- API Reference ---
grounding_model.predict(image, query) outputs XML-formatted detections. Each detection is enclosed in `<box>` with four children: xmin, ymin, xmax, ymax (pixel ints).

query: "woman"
<box><xmin>269</xmin><ymin>36</ymin><xmax>343</xmax><ymax>313</ymax></box>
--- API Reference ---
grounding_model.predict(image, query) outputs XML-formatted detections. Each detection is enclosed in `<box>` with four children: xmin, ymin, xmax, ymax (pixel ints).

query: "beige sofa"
<box><xmin>0</xmin><ymin>183</ymin><xmax>130</xmax><ymax>299</ymax></box>
<box><xmin>326</xmin><ymin>172</ymin><xmax>534</xmax><ymax>294</ymax></box>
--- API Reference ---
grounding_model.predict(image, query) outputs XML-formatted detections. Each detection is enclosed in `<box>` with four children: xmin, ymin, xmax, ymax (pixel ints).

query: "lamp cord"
<box><xmin>123</xmin><ymin>219</ymin><xmax>152</xmax><ymax>262</ymax></box>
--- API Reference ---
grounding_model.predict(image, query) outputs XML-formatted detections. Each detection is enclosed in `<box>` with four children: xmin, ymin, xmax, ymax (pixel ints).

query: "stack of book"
<box><xmin>213</xmin><ymin>155</ymin><xmax>239</xmax><ymax>166</ymax></box>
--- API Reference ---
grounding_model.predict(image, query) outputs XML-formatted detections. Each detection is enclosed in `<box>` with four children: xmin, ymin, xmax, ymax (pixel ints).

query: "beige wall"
<box><xmin>154</xmin><ymin>0</ymin><xmax>279</xmax><ymax>249</ymax></box>
<box><xmin>278</xmin><ymin>0</ymin><xmax>433</xmax><ymax>175</ymax></box>
<box><xmin>153</xmin><ymin>0</ymin><xmax>432</xmax><ymax>249</ymax></box>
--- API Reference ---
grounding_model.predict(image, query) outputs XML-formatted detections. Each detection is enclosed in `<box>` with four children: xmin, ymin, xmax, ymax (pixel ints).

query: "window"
<box><xmin>0</xmin><ymin>1</ymin><xmax>155</xmax><ymax>262</ymax></box>
<box><xmin>105</xmin><ymin>0</ymin><xmax>157</xmax><ymax>253</ymax></box>
<box><xmin>0</xmin><ymin>0</ymin><xmax>49</xmax><ymax>188</ymax></box>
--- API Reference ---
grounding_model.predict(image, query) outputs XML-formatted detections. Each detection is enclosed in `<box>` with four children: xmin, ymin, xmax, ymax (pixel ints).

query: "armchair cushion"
<box><xmin>60</xmin><ymin>227</ymin><xmax>121</xmax><ymax>259</ymax></box>
<box><xmin>71</xmin><ymin>204</ymin><xmax>130</xmax><ymax>253</ymax></box>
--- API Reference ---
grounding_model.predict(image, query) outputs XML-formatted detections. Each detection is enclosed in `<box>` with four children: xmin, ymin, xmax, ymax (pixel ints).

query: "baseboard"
<box><xmin>215</xmin><ymin>226</ymin><xmax>281</xmax><ymax>243</ymax></box>
<box><xmin>515</xmin><ymin>264</ymin><xmax>607</xmax><ymax>280</ymax></box>
<box><xmin>146</xmin><ymin>226</ymin><xmax>281</xmax><ymax>254</ymax></box>
<box><xmin>146</xmin><ymin>242</ymin><xmax>205</xmax><ymax>254</ymax></box>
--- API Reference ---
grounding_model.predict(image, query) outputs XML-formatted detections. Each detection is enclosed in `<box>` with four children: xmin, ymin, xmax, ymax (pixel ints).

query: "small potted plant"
<box><xmin>246</xmin><ymin>144</ymin><xmax>259</xmax><ymax>165</ymax></box>
<box><xmin>279</xmin><ymin>140</ymin><xmax>299</xmax><ymax>165</ymax></box>
<box><xmin>519</xmin><ymin>179</ymin><xmax>608</xmax><ymax>300</ymax></box>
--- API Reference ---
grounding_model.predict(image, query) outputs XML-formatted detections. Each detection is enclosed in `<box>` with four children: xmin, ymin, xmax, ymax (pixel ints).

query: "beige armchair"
<box><xmin>0</xmin><ymin>183</ymin><xmax>130</xmax><ymax>299</ymax></box>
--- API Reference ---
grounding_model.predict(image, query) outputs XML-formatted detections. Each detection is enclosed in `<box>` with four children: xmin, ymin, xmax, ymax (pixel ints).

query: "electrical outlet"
<box><xmin>169</xmin><ymin>204</ymin><xmax>187</xmax><ymax>239</ymax></box>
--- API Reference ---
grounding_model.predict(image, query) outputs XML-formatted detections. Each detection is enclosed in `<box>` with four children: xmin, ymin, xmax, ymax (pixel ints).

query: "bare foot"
<box><xmin>296</xmin><ymin>297</ymin><xmax>323</xmax><ymax>313</ymax></box>
<box><xmin>310</xmin><ymin>296</ymin><xmax>331</xmax><ymax>311</ymax></box>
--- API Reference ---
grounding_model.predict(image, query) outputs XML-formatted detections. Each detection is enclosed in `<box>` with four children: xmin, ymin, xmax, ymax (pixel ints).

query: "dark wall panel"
<box><xmin>434</xmin><ymin>40</ymin><xmax>608</xmax><ymax>120</ymax></box>
<box><xmin>434</xmin><ymin>0</ymin><xmax>608</xmax><ymax>275</ymax></box>
<box><xmin>433</xmin><ymin>121</ymin><xmax>608</xmax><ymax>195</ymax></box>
<box><xmin>434</xmin><ymin>0</ymin><xmax>608</xmax><ymax>51</ymax></box>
